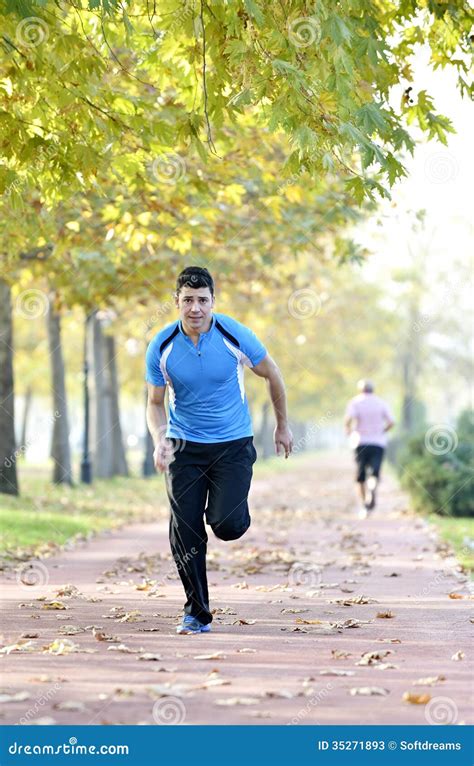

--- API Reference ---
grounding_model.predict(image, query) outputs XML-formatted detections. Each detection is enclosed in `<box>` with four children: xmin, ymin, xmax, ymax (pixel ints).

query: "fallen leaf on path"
<box><xmin>147</xmin><ymin>683</ymin><xmax>194</xmax><ymax>698</ymax></box>
<box><xmin>1</xmin><ymin>640</ymin><xmax>36</xmax><ymax>655</ymax></box>
<box><xmin>448</xmin><ymin>593</ymin><xmax>465</xmax><ymax>599</ymax></box>
<box><xmin>376</xmin><ymin>610</ymin><xmax>395</xmax><ymax>619</ymax></box>
<box><xmin>232</xmin><ymin>619</ymin><xmax>256</xmax><ymax>625</ymax></box>
<box><xmin>43</xmin><ymin>639</ymin><xmax>79</xmax><ymax>655</ymax></box>
<box><xmin>194</xmin><ymin>652</ymin><xmax>227</xmax><ymax>660</ymax></box>
<box><xmin>384</xmin><ymin>573</ymin><xmax>401</xmax><ymax>577</ymax></box>
<box><xmin>377</xmin><ymin>638</ymin><xmax>402</xmax><ymax>644</ymax></box>
<box><xmin>413</xmin><ymin>675</ymin><xmax>446</xmax><ymax>686</ymax></box>
<box><xmin>137</xmin><ymin>653</ymin><xmax>162</xmax><ymax>661</ymax></box>
<box><xmin>403</xmin><ymin>692</ymin><xmax>431</xmax><ymax>705</ymax></box>
<box><xmin>20</xmin><ymin>632</ymin><xmax>39</xmax><ymax>639</ymax></box>
<box><xmin>451</xmin><ymin>650</ymin><xmax>464</xmax><ymax>661</ymax></box>
<box><xmin>58</xmin><ymin>625</ymin><xmax>85</xmax><ymax>636</ymax></box>
<box><xmin>320</xmin><ymin>669</ymin><xmax>355</xmax><ymax>676</ymax></box>
<box><xmin>357</xmin><ymin>650</ymin><xmax>392</xmax><ymax>666</ymax></box>
<box><xmin>117</xmin><ymin>610</ymin><xmax>142</xmax><ymax>623</ymax></box>
<box><xmin>331</xmin><ymin>649</ymin><xmax>352</xmax><ymax>659</ymax></box>
<box><xmin>281</xmin><ymin>608</ymin><xmax>309</xmax><ymax>614</ymax></box>
<box><xmin>153</xmin><ymin>666</ymin><xmax>178</xmax><ymax>673</ymax></box>
<box><xmin>264</xmin><ymin>690</ymin><xmax>295</xmax><ymax>699</ymax></box>
<box><xmin>54</xmin><ymin>700</ymin><xmax>86</xmax><ymax>712</ymax></box>
<box><xmin>349</xmin><ymin>687</ymin><xmax>390</xmax><ymax>696</ymax></box>
<box><xmin>107</xmin><ymin>644</ymin><xmax>142</xmax><ymax>654</ymax></box>
<box><xmin>55</xmin><ymin>585</ymin><xmax>80</xmax><ymax>598</ymax></box>
<box><xmin>231</xmin><ymin>581</ymin><xmax>249</xmax><ymax>589</ymax></box>
<box><xmin>0</xmin><ymin>691</ymin><xmax>31</xmax><ymax>703</ymax></box>
<box><xmin>93</xmin><ymin>629</ymin><xmax>119</xmax><ymax>642</ymax></box>
<box><xmin>295</xmin><ymin>618</ymin><xmax>324</xmax><ymax>625</ymax></box>
<box><xmin>333</xmin><ymin>618</ymin><xmax>371</xmax><ymax>629</ymax></box>
<box><xmin>332</xmin><ymin>595</ymin><xmax>378</xmax><ymax>606</ymax></box>
<box><xmin>236</xmin><ymin>648</ymin><xmax>257</xmax><ymax>653</ymax></box>
<box><xmin>42</xmin><ymin>601</ymin><xmax>67</xmax><ymax>610</ymax></box>
<box><xmin>212</xmin><ymin>607</ymin><xmax>236</xmax><ymax>615</ymax></box>
<box><xmin>135</xmin><ymin>580</ymin><xmax>156</xmax><ymax>591</ymax></box>
<box><xmin>215</xmin><ymin>697</ymin><xmax>260</xmax><ymax>706</ymax></box>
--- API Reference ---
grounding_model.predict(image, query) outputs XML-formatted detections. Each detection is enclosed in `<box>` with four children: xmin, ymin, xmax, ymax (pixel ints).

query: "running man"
<box><xmin>145</xmin><ymin>267</ymin><xmax>293</xmax><ymax>634</ymax></box>
<box><xmin>344</xmin><ymin>379</ymin><xmax>395</xmax><ymax>519</ymax></box>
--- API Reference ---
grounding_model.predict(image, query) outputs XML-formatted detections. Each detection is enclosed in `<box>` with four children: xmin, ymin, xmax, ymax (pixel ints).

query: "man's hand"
<box><xmin>274</xmin><ymin>424</ymin><xmax>293</xmax><ymax>459</ymax></box>
<box><xmin>153</xmin><ymin>438</ymin><xmax>175</xmax><ymax>472</ymax></box>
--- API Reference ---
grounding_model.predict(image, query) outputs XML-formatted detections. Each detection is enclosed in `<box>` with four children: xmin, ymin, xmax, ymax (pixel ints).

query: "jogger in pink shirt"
<box><xmin>344</xmin><ymin>380</ymin><xmax>395</xmax><ymax>518</ymax></box>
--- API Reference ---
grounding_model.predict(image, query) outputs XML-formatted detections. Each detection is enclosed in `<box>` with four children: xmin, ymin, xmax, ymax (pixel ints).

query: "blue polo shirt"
<box><xmin>145</xmin><ymin>313</ymin><xmax>267</xmax><ymax>443</ymax></box>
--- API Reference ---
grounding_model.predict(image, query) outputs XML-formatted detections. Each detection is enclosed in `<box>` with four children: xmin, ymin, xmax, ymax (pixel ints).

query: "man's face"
<box><xmin>176</xmin><ymin>286</ymin><xmax>215</xmax><ymax>332</ymax></box>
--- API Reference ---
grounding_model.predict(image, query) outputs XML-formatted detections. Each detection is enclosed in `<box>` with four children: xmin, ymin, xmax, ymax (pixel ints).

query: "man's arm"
<box><xmin>344</xmin><ymin>414</ymin><xmax>353</xmax><ymax>436</ymax></box>
<box><xmin>250</xmin><ymin>354</ymin><xmax>293</xmax><ymax>458</ymax></box>
<box><xmin>146</xmin><ymin>383</ymin><xmax>170</xmax><ymax>472</ymax></box>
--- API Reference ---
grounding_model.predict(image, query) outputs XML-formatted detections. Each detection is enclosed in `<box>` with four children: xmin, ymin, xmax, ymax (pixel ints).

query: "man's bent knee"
<box><xmin>212</xmin><ymin>519</ymin><xmax>250</xmax><ymax>541</ymax></box>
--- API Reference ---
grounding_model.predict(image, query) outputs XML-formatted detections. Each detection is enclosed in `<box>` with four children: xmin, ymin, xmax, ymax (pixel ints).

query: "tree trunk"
<box><xmin>0</xmin><ymin>280</ymin><xmax>19</xmax><ymax>495</ymax></box>
<box><xmin>104</xmin><ymin>334</ymin><xmax>128</xmax><ymax>477</ymax></box>
<box><xmin>90</xmin><ymin>314</ymin><xmax>128</xmax><ymax>478</ymax></box>
<box><xmin>47</xmin><ymin>299</ymin><xmax>74</xmax><ymax>485</ymax></box>
<box><xmin>19</xmin><ymin>385</ymin><xmax>32</xmax><ymax>454</ymax></box>
<box><xmin>143</xmin><ymin>385</ymin><xmax>156</xmax><ymax>477</ymax></box>
<box><xmin>90</xmin><ymin>313</ymin><xmax>113</xmax><ymax>478</ymax></box>
<box><xmin>259</xmin><ymin>401</ymin><xmax>274</xmax><ymax>459</ymax></box>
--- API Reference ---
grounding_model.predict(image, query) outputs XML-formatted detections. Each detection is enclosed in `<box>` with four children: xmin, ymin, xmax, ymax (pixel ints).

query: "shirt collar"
<box><xmin>179</xmin><ymin>314</ymin><xmax>215</xmax><ymax>337</ymax></box>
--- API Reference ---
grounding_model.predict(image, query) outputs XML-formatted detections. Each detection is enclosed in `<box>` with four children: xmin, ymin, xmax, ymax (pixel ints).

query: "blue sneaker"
<box><xmin>176</xmin><ymin>615</ymin><xmax>211</xmax><ymax>635</ymax></box>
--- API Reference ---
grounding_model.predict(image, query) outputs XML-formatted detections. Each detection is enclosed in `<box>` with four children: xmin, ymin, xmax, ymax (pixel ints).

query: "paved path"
<box><xmin>0</xmin><ymin>452</ymin><xmax>472</xmax><ymax>726</ymax></box>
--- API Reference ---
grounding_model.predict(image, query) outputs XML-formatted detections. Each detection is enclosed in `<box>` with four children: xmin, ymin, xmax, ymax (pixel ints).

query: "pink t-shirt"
<box><xmin>345</xmin><ymin>393</ymin><xmax>394</xmax><ymax>448</ymax></box>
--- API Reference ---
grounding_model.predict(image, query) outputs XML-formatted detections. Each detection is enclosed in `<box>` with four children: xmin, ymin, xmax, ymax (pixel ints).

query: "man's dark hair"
<box><xmin>176</xmin><ymin>266</ymin><xmax>214</xmax><ymax>296</ymax></box>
